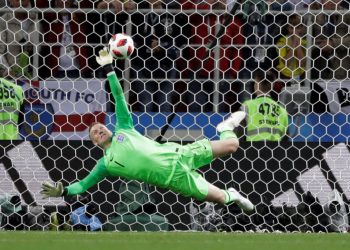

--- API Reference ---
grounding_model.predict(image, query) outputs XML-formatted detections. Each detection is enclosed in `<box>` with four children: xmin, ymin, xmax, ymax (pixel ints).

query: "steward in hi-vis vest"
<box><xmin>240</xmin><ymin>70</ymin><xmax>289</xmax><ymax>141</ymax></box>
<box><xmin>0</xmin><ymin>78</ymin><xmax>24</xmax><ymax>140</ymax></box>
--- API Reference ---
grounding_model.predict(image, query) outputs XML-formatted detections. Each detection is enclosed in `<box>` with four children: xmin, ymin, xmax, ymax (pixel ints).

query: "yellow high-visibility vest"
<box><xmin>0</xmin><ymin>78</ymin><xmax>24</xmax><ymax>140</ymax></box>
<box><xmin>243</xmin><ymin>95</ymin><xmax>289</xmax><ymax>141</ymax></box>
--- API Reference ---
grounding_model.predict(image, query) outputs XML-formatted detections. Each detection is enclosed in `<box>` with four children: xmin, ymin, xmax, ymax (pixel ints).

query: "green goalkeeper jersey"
<box><xmin>66</xmin><ymin>71</ymin><xmax>180</xmax><ymax>195</ymax></box>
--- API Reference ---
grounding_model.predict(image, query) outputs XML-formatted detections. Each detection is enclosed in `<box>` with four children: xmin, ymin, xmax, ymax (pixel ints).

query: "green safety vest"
<box><xmin>243</xmin><ymin>95</ymin><xmax>289</xmax><ymax>141</ymax></box>
<box><xmin>0</xmin><ymin>78</ymin><xmax>24</xmax><ymax>140</ymax></box>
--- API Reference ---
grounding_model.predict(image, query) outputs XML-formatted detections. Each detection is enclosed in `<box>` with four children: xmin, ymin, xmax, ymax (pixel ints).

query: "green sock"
<box><xmin>219</xmin><ymin>131</ymin><xmax>237</xmax><ymax>140</ymax></box>
<box><xmin>223</xmin><ymin>190</ymin><xmax>237</xmax><ymax>204</ymax></box>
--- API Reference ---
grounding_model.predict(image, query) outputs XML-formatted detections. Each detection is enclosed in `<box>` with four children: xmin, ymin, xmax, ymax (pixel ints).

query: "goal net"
<box><xmin>0</xmin><ymin>0</ymin><xmax>349</xmax><ymax>232</ymax></box>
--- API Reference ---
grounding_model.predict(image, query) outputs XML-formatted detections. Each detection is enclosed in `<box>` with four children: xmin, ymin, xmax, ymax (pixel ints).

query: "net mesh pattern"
<box><xmin>0</xmin><ymin>0</ymin><xmax>349</xmax><ymax>232</ymax></box>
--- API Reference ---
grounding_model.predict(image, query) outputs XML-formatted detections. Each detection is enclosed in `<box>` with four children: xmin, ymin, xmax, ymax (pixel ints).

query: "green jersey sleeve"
<box><xmin>66</xmin><ymin>158</ymin><xmax>108</xmax><ymax>196</ymax></box>
<box><xmin>107</xmin><ymin>71</ymin><xmax>133</xmax><ymax>130</ymax></box>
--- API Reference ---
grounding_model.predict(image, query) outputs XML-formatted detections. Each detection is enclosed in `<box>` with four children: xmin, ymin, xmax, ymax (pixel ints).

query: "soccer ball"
<box><xmin>108</xmin><ymin>33</ymin><xmax>134</xmax><ymax>59</ymax></box>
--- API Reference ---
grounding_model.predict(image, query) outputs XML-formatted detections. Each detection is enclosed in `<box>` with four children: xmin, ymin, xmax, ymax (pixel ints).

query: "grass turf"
<box><xmin>0</xmin><ymin>231</ymin><xmax>349</xmax><ymax>250</ymax></box>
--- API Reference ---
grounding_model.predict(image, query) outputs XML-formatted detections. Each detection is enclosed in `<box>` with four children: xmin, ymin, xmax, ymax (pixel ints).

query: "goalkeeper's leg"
<box><xmin>205</xmin><ymin>111</ymin><xmax>254</xmax><ymax>211</ymax></box>
<box><xmin>210</xmin><ymin>111</ymin><xmax>246</xmax><ymax>158</ymax></box>
<box><xmin>205</xmin><ymin>183</ymin><xmax>254</xmax><ymax>212</ymax></box>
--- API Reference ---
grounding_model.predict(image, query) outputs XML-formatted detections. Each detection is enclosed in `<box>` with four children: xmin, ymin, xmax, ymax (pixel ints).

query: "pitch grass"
<box><xmin>0</xmin><ymin>231</ymin><xmax>349</xmax><ymax>250</ymax></box>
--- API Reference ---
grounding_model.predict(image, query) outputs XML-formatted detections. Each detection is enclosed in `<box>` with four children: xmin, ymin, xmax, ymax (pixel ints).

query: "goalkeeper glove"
<box><xmin>96</xmin><ymin>47</ymin><xmax>113</xmax><ymax>67</ymax></box>
<box><xmin>41</xmin><ymin>181</ymin><xmax>64</xmax><ymax>198</ymax></box>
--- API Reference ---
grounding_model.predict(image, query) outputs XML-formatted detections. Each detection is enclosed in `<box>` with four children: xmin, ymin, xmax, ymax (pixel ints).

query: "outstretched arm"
<box><xmin>96</xmin><ymin>48</ymin><xmax>133</xmax><ymax>130</ymax></box>
<box><xmin>64</xmin><ymin>159</ymin><xmax>108</xmax><ymax>195</ymax></box>
<box><xmin>41</xmin><ymin>158</ymin><xmax>108</xmax><ymax>197</ymax></box>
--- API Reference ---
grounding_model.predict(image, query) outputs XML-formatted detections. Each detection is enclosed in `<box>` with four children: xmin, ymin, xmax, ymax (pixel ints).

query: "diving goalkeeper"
<box><xmin>41</xmin><ymin>48</ymin><xmax>254</xmax><ymax>212</ymax></box>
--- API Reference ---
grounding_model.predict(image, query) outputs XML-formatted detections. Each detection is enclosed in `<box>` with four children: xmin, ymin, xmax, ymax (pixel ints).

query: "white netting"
<box><xmin>0</xmin><ymin>0</ymin><xmax>349</xmax><ymax>232</ymax></box>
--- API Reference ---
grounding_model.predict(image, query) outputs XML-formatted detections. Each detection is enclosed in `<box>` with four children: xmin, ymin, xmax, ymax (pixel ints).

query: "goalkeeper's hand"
<box><xmin>96</xmin><ymin>47</ymin><xmax>113</xmax><ymax>66</ymax></box>
<box><xmin>40</xmin><ymin>181</ymin><xmax>64</xmax><ymax>198</ymax></box>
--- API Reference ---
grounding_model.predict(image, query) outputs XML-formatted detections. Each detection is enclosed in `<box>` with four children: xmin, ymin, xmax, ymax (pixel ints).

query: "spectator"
<box><xmin>287</xmin><ymin>0</ymin><xmax>313</xmax><ymax>10</ymax></box>
<box><xmin>0</xmin><ymin>0</ymin><xmax>39</xmax><ymax>79</ymax></box>
<box><xmin>130</xmin><ymin>0</ymin><xmax>185</xmax><ymax>112</ymax></box>
<box><xmin>0</xmin><ymin>77</ymin><xmax>24</xmax><ymax>140</ymax></box>
<box><xmin>241</xmin><ymin>0</ymin><xmax>279</xmax><ymax>101</ymax></box>
<box><xmin>266</xmin><ymin>0</ymin><xmax>293</xmax><ymax>38</ymax></box>
<box><xmin>237</xmin><ymin>70</ymin><xmax>289</xmax><ymax>141</ymax></box>
<box><xmin>267</xmin><ymin>0</ymin><xmax>293</xmax><ymax>11</ymax></box>
<box><xmin>37</xmin><ymin>0</ymin><xmax>91</xmax><ymax>79</ymax></box>
<box><xmin>311</xmin><ymin>0</ymin><xmax>350</xmax><ymax>80</ymax></box>
<box><xmin>95</xmin><ymin>0</ymin><xmax>136</xmax><ymax>12</ymax></box>
<box><xmin>182</xmin><ymin>0</ymin><xmax>244</xmax><ymax>112</ymax></box>
<box><xmin>94</xmin><ymin>0</ymin><xmax>137</xmax><ymax>38</ymax></box>
<box><xmin>275</xmin><ymin>14</ymin><xmax>307</xmax><ymax>86</ymax></box>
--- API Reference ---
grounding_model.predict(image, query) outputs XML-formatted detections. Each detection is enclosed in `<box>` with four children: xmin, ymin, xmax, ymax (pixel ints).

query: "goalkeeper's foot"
<box><xmin>228</xmin><ymin>187</ymin><xmax>254</xmax><ymax>212</ymax></box>
<box><xmin>217</xmin><ymin>111</ymin><xmax>246</xmax><ymax>133</ymax></box>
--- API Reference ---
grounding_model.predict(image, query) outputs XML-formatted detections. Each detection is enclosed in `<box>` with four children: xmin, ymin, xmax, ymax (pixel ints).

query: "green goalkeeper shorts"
<box><xmin>168</xmin><ymin>139</ymin><xmax>213</xmax><ymax>201</ymax></box>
